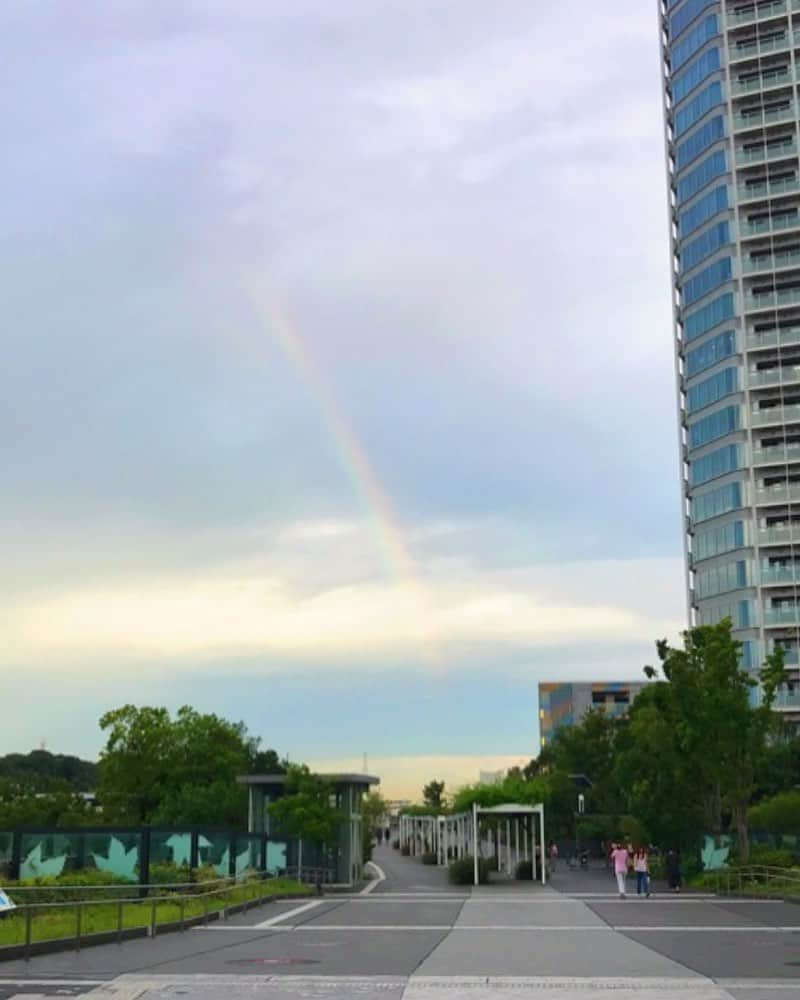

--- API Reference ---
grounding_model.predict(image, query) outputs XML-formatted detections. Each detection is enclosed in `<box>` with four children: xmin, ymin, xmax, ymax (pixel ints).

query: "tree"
<box><xmin>362</xmin><ymin>791</ymin><xmax>388</xmax><ymax>835</ymax></box>
<box><xmin>423</xmin><ymin>780</ymin><xmax>445</xmax><ymax>811</ymax></box>
<box><xmin>97</xmin><ymin>704</ymin><xmax>282</xmax><ymax>827</ymax></box>
<box><xmin>267</xmin><ymin>765</ymin><xmax>341</xmax><ymax>845</ymax></box>
<box><xmin>637</xmin><ymin>621</ymin><xmax>787</xmax><ymax>861</ymax></box>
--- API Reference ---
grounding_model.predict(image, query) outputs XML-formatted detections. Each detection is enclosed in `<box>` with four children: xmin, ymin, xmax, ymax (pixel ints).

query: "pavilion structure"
<box><xmin>398</xmin><ymin>802</ymin><xmax>546</xmax><ymax>886</ymax></box>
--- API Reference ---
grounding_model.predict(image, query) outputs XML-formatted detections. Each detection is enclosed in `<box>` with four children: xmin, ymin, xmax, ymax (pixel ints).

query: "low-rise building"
<box><xmin>538</xmin><ymin>681</ymin><xmax>648</xmax><ymax>748</ymax></box>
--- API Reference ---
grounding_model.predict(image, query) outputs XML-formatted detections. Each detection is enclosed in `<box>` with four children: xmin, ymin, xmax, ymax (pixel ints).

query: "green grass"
<box><xmin>0</xmin><ymin>878</ymin><xmax>310</xmax><ymax>949</ymax></box>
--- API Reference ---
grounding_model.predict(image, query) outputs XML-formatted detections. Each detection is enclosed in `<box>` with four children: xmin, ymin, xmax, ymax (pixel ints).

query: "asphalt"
<box><xmin>0</xmin><ymin>847</ymin><xmax>798</xmax><ymax>999</ymax></box>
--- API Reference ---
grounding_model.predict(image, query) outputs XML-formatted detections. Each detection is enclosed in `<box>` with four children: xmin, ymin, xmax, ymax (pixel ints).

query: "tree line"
<box><xmin>411</xmin><ymin>621</ymin><xmax>800</xmax><ymax>862</ymax></box>
<box><xmin>0</xmin><ymin>705</ymin><xmax>286</xmax><ymax>829</ymax></box>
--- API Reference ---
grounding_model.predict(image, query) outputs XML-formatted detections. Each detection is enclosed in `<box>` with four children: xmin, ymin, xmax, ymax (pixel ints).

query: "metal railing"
<box><xmin>0</xmin><ymin>869</ymin><xmax>327</xmax><ymax>960</ymax></box>
<box><xmin>714</xmin><ymin>865</ymin><xmax>800</xmax><ymax>897</ymax></box>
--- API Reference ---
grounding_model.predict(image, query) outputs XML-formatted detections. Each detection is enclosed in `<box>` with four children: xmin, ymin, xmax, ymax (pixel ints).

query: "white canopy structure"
<box><xmin>399</xmin><ymin>802</ymin><xmax>546</xmax><ymax>886</ymax></box>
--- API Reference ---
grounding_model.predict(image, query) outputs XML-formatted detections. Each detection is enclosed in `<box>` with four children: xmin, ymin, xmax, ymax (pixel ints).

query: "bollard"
<box><xmin>180</xmin><ymin>896</ymin><xmax>185</xmax><ymax>932</ymax></box>
<box><xmin>150</xmin><ymin>899</ymin><xmax>157</xmax><ymax>938</ymax></box>
<box><xmin>76</xmin><ymin>902</ymin><xmax>82</xmax><ymax>952</ymax></box>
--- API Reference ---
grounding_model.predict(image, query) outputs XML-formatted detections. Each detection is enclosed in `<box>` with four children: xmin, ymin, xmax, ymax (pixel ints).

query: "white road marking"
<box><xmin>0</xmin><ymin>981</ymin><xmax>103</xmax><ymax>987</ymax></box>
<box><xmin>194</xmin><ymin>922</ymin><xmax>800</xmax><ymax>932</ymax></box>
<box><xmin>360</xmin><ymin>860</ymin><xmax>386</xmax><ymax>895</ymax></box>
<box><xmin>252</xmin><ymin>898</ymin><xmax>326</xmax><ymax>928</ymax></box>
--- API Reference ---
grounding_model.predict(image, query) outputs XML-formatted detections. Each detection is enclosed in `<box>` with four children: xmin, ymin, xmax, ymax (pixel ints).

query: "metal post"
<box><xmin>539</xmin><ymin>807</ymin><xmax>547</xmax><ymax>885</ymax></box>
<box><xmin>25</xmin><ymin>905</ymin><xmax>32</xmax><ymax>962</ymax></box>
<box><xmin>473</xmin><ymin>804</ymin><xmax>479</xmax><ymax>886</ymax></box>
<box><xmin>150</xmin><ymin>899</ymin><xmax>157</xmax><ymax>938</ymax></box>
<box><xmin>76</xmin><ymin>902</ymin><xmax>82</xmax><ymax>952</ymax></box>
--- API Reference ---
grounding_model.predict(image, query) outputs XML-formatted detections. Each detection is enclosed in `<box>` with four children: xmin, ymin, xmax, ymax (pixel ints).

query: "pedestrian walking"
<box><xmin>611</xmin><ymin>841</ymin><xmax>631</xmax><ymax>898</ymax></box>
<box><xmin>665</xmin><ymin>849</ymin><xmax>682</xmax><ymax>893</ymax></box>
<box><xmin>548</xmin><ymin>841</ymin><xmax>559</xmax><ymax>873</ymax></box>
<box><xmin>633</xmin><ymin>847</ymin><xmax>651</xmax><ymax>897</ymax></box>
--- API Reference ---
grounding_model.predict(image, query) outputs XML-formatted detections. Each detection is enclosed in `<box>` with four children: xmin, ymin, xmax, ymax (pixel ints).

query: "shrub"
<box><xmin>148</xmin><ymin>861</ymin><xmax>193</xmax><ymax>890</ymax></box>
<box><xmin>400</xmin><ymin>844</ymin><xmax>411</xmax><ymax>856</ymax></box>
<box><xmin>515</xmin><ymin>859</ymin><xmax>533</xmax><ymax>881</ymax></box>
<box><xmin>749</xmin><ymin>847</ymin><xmax>798</xmax><ymax>869</ymax></box>
<box><xmin>6</xmin><ymin>870</ymin><xmax>133</xmax><ymax>903</ymax></box>
<box><xmin>485</xmin><ymin>855</ymin><xmax>499</xmax><ymax>872</ymax></box>
<box><xmin>448</xmin><ymin>857</ymin><xmax>489</xmax><ymax>885</ymax></box>
<box><xmin>421</xmin><ymin>851</ymin><xmax>437</xmax><ymax>865</ymax></box>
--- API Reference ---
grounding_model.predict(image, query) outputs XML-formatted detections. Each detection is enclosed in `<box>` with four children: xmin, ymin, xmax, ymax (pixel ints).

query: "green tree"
<box><xmin>362</xmin><ymin>791</ymin><xmax>388</xmax><ymax>835</ymax></box>
<box><xmin>97</xmin><ymin>704</ymin><xmax>280</xmax><ymax>826</ymax></box>
<box><xmin>638</xmin><ymin>621</ymin><xmax>787</xmax><ymax>861</ymax></box>
<box><xmin>423</xmin><ymin>780</ymin><xmax>445</xmax><ymax>811</ymax></box>
<box><xmin>267</xmin><ymin>765</ymin><xmax>341</xmax><ymax>844</ymax></box>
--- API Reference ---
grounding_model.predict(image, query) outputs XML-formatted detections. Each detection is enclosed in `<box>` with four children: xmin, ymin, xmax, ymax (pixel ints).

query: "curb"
<box><xmin>0</xmin><ymin>891</ymin><xmax>316</xmax><ymax>963</ymax></box>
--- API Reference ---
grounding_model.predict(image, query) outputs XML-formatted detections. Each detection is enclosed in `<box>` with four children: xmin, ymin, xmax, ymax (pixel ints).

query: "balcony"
<box><xmin>755</xmin><ymin>480</ymin><xmax>800</xmax><ymax>501</ymax></box>
<box><xmin>746</xmin><ymin>324</ymin><xmax>800</xmax><ymax>349</ymax></box>
<box><xmin>734</xmin><ymin>102</ymin><xmax>796</xmax><ymax>132</ymax></box>
<box><xmin>729</xmin><ymin>0</ymin><xmax>789</xmax><ymax>26</ymax></box>
<box><xmin>736</xmin><ymin>139</ymin><xmax>797</xmax><ymax>166</ymax></box>
<box><xmin>753</xmin><ymin>441</ymin><xmax>800</xmax><ymax>464</ymax></box>
<box><xmin>731</xmin><ymin>67</ymin><xmax>793</xmax><ymax>96</ymax></box>
<box><xmin>748</xmin><ymin>363</ymin><xmax>800</xmax><ymax>386</ymax></box>
<box><xmin>740</xmin><ymin>211</ymin><xmax>800</xmax><ymax>238</ymax></box>
<box><xmin>773</xmin><ymin>686</ymin><xmax>800</xmax><ymax>708</ymax></box>
<box><xmin>738</xmin><ymin>175</ymin><xmax>800</xmax><ymax>203</ymax></box>
<box><xmin>753</xmin><ymin>403</ymin><xmax>800</xmax><ymax>427</ymax></box>
<box><xmin>757</xmin><ymin>523</ymin><xmax>800</xmax><ymax>542</ymax></box>
<box><xmin>742</xmin><ymin>245</ymin><xmax>800</xmax><ymax>272</ymax></box>
<box><xmin>761</xmin><ymin>563</ymin><xmax>800</xmax><ymax>583</ymax></box>
<box><xmin>763</xmin><ymin>605</ymin><xmax>800</xmax><ymax>625</ymax></box>
<box><xmin>729</xmin><ymin>30</ymin><xmax>800</xmax><ymax>63</ymax></box>
<box><xmin>745</xmin><ymin>284</ymin><xmax>800</xmax><ymax>311</ymax></box>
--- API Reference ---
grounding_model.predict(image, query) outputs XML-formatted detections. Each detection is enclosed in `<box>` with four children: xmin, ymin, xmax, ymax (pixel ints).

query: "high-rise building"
<box><xmin>660</xmin><ymin>0</ymin><xmax>800</xmax><ymax>728</ymax></box>
<box><xmin>538</xmin><ymin>682</ymin><xmax>648</xmax><ymax>747</ymax></box>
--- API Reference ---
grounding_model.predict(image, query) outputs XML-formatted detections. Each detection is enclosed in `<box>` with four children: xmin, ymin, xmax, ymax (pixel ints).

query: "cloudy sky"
<box><xmin>0</xmin><ymin>1</ymin><xmax>684</xmax><ymax>799</ymax></box>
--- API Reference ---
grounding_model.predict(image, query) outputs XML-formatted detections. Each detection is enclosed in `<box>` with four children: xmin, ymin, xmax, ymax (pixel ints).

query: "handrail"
<box><xmin>0</xmin><ymin>869</ymin><xmax>320</xmax><ymax>960</ymax></box>
<box><xmin>714</xmin><ymin>864</ymin><xmax>800</xmax><ymax>898</ymax></box>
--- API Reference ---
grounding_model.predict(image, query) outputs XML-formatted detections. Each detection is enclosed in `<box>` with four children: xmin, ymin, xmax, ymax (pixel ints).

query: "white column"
<box><xmin>531</xmin><ymin>814</ymin><xmax>537</xmax><ymax>881</ymax></box>
<box><xmin>495</xmin><ymin>825</ymin><xmax>501</xmax><ymax>870</ymax></box>
<box><xmin>473</xmin><ymin>804</ymin><xmax>479</xmax><ymax>886</ymax></box>
<box><xmin>506</xmin><ymin>820</ymin><xmax>511</xmax><ymax>875</ymax></box>
<box><xmin>515</xmin><ymin>819</ymin><xmax>520</xmax><ymax>869</ymax></box>
<box><xmin>539</xmin><ymin>807</ymin><xmax>546</xmax><ymax>885</ymax></box>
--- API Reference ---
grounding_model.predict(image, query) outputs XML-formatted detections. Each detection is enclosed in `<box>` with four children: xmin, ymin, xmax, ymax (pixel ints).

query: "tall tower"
<box><xmin>660</xmin><ymin>0</ymin><xmax>800</xmax><ymax>727</ymax></box>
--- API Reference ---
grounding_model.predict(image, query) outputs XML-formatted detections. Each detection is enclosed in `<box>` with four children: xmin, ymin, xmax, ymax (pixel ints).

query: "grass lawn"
<box><xmin>0</xmin><ymin>878</ymin><xmax>310</xmax><ymax>949</ymax></box>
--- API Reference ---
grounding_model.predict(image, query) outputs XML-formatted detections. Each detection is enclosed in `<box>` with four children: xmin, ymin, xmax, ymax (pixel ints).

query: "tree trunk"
<box><xmin>733</xmin><ymin>799</ymin><xmax>750</xmax><ymax>863</ymax></box>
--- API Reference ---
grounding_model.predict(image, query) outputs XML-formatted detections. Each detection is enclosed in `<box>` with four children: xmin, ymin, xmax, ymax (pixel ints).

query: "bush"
<box><xmin>392</xmin><ymin>839</ymin><xmax>400</xmax><ymax>850</ymax></box>
<box><xmin>6</xmin><ymin>870</ymin><xmax>133</xmax><ymax>903</ymax></box>
<box><xmin>448</xmin><ymin>857</ymin><xmax>489</xmax><ymax>885</ymax></box>
<box><xmin>515</xmin><ymin>859</ymin><xmax>533</xmax><ymax>881</ymax></box>
<box><xmin>148</xmin><ymin>861</ymin><xmax>193</xmax><ymax>889</ymax></box>
<box><xmin>421</xmin><ymin>851</ymin><xmax>437</xmax><ymax>865</ymax></box>
<box><xmin>485</xmin><ymin>855</ymin><xmax>499</xmax><ymax>872</ymax></box>
<box><xmin>400</xmin><ymin>844</ymin><xmax>410</xmax><ymax>856</ymax></box>
<box><xmin>749</xmin><ymin>847</ymin><xmax>798</xmax><ymax>869</ymax></box>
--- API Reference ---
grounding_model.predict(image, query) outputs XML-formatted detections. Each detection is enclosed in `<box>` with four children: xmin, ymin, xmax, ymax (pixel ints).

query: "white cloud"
<box><xmin>1</xmin><ymin>517</ymin><xmax>684</xmax><ymax>670</ymax></box>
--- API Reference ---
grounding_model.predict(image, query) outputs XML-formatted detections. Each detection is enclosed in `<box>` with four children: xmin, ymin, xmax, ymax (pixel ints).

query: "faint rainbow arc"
<box><xmin>251</xmin><ymin>289</ymin><xmax>438</xmax><ymax>662</ymax></box>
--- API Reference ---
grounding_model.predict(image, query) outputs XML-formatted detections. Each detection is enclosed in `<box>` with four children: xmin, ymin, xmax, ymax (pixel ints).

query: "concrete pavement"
<box><xmin>0</xmin><ymin>845</ymin><xmax>798</xmax><ymax>999</ymax></box>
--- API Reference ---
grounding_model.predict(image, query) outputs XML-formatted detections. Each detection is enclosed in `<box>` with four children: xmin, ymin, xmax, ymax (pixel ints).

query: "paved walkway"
<box><xmin>1</xmin><ymin>846</ymin><xmax>798</xmax><ymax>999</ymax></box>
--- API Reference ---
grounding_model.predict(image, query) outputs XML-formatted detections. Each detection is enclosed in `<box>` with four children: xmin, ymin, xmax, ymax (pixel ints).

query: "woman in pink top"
<box><xmin>611</xmin><ymin>842</ymin><xmax>630</xmax><ymax>898</ymax></box>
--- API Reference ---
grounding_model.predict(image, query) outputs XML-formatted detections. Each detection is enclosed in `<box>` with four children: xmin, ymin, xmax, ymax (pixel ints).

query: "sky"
<box><xmin>0</xmin><ymin>1</ymin><xmax>685</xmax><ymax>800</ymax></box>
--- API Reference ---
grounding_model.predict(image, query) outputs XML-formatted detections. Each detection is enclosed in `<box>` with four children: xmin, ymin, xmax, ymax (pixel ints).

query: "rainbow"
<box><xmin>250</xmin><ymin>286</ymin><xmax>439</xmax><ymax>665</ymax></box>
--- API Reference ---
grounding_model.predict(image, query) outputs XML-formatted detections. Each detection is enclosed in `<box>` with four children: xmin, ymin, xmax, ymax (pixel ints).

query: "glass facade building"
<box><xmin>660</xmin><ymin>0</ymin><xmax>800</xmax><ymax>726</ymax></box>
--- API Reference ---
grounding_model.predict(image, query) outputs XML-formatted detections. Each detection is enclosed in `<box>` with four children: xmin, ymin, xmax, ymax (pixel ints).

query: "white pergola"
<box><xmin>398</xmin><ymin>802</ymin><xmax>546</xmax><ymax>886</ymax></box>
